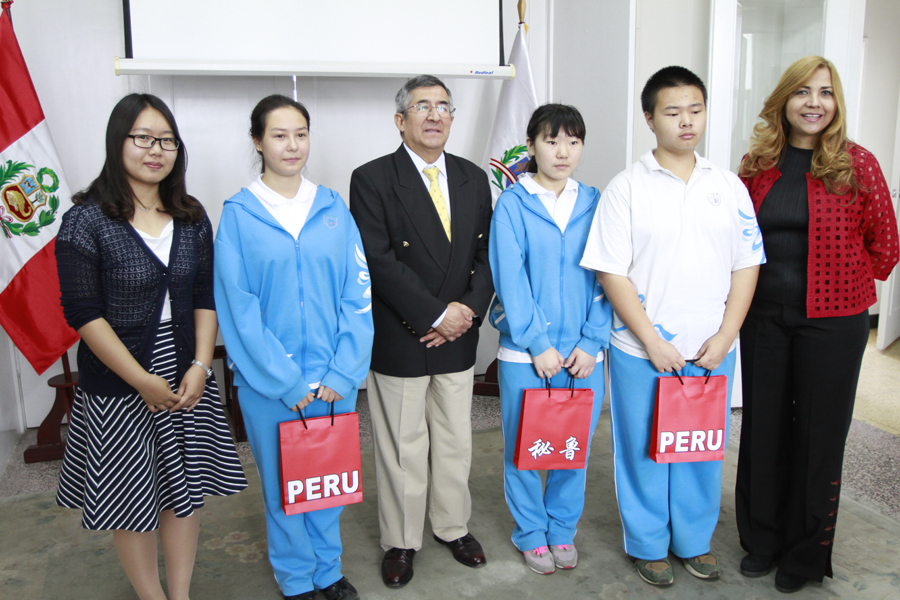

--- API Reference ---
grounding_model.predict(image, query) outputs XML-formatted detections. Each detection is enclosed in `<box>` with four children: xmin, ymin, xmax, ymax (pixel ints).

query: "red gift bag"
<box><xmin>514</xmin><ymin>379</ymin><xmax>595</xmax><ymax>470</ymax></box>
<box><xmin>650</xmin><ymin>369</ymin><xmax>728</xmax><ymax>464</ymax></box>
<box><xmin>279</xmin><ymin>403</ymin><xmax>363</xmax><ymax>515</ymax></box>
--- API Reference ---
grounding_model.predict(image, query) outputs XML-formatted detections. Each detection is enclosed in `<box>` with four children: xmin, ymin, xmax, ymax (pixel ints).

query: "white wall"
<box><xmin>9</xmin><ymin>0</ymin><xmax>540</xmax><ymax>230</ymax></box>
<box><xmin>632</xmin><ymin>0</ymin><xmax>711</xmax><ymax>163</ymax></box>
<box><xmin>1</xmin><ymin>0</ymin><xmax>577</xmax><ymax>433</ymax></box>
<box><xmin>552</xmin><ymin>0</ymin><xmax>633</xmax><ymax>190</ymax></box>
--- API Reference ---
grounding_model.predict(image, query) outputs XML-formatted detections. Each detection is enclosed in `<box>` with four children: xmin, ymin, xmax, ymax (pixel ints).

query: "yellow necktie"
<box><xmin>424</xmin><ymin>166</ymin><xmax>451</xmax><ymax>241</ymax></box>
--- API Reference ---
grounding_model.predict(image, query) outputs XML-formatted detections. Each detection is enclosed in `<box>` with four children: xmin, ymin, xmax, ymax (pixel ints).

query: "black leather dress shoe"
<box><xmin>321</xmin><ymin>576</ymin><xmax>359</xmax><ymax>600</ymax></box>
<box><xmin>382</xmin><ymin>547</ymin><xmax>416</xmax><ymax>588</ymax></box>
<box><xmin>775</xmin><ymin>568</ymin><xmax>808</xmax><ymax>593</ymax></box>
<box><xmin>433</xmin><ymin>533</ymin><xmax>487</xmax><ymax>568</ymax></box>
<box><xmin>740</xmin><ymin>553</ymin><xmax>774</xmax><ymax>577</ymax></box>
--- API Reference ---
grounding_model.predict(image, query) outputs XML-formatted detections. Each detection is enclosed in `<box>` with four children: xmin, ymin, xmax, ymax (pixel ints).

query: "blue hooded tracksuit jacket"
<box><xmin>214</xmin><ymin>185</ymin><xmax>373</xmax><ymax>596</ymax></box>
<box><xmin>488</xmin><ymin>179</ymin><xmax>612</xmax><ymax>551</ymax></box>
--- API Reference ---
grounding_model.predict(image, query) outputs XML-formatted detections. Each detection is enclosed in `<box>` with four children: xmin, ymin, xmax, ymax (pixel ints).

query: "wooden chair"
<box><xmin>24</xmin><ymin>354</ymin><xmax>77</xmax><ymax>463</ymax></box>
<box><xmin>214</xmin><ymin>345</ymin><xmax>246</xmax><ymax>443</ymax></box>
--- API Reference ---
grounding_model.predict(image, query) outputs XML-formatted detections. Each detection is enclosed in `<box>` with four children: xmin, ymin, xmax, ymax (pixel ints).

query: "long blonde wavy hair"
<box><xmin>739</xmin><ymin>56</ymin><xmax>858</xmax><ymax>199</ymax></box>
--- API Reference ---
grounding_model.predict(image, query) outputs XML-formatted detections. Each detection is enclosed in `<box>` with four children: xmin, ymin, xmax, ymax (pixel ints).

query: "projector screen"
<box><xmin>125</xmin><ymin>0</ymin><xmax>502</xmax><ymax>67</ymax></box>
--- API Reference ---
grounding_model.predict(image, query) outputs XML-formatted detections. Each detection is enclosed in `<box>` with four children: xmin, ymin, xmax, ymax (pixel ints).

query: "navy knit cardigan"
<box><xmin>55</xmin><ymin>200</ymin><xmax>215</xmax><ymax>396</ymax></box>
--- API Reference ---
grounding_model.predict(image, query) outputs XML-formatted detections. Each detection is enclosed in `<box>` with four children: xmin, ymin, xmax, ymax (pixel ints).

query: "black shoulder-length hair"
<box><xmin>72</xmin><ymin>93</ymin><xmax>205</xmax><ymax>223</ymax></box>
<box><xmin>525</xmin><ymin>103</ymin><xmax>586</xmax><ymax>173</ymax></box>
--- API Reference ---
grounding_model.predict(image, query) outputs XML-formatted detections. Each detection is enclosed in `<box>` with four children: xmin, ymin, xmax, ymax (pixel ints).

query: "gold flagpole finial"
<box><xmin>518</xmin><ymin>0</ymin><xmax>526</xmax><ymax>24</ymax></box>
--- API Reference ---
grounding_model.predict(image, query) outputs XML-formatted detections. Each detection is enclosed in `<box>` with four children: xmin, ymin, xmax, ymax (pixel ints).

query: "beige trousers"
<box><xmin>367</xmin><ymin>367</ymin><xmax>474</xmax><ymax>551</ymax></box>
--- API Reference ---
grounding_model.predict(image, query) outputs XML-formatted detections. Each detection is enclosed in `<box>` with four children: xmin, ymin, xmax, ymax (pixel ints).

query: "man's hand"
<box><xmin>420</xmin><ymin>329</ymin><xmax>449</xmax><ymax>348</ymax></box>
<box><xmin>434</xmin><ymin>302</ymin><xmax>474</xmax><ymax>341</ymax></box>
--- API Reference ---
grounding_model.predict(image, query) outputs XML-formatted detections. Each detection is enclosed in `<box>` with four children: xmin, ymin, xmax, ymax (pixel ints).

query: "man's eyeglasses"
<box><xmin>407</xmin><ymin>102</ymin><xmax>456</xmax><ymax>118</ymax></box>
<box><xmin>128</xmin><ymin>134</ymin><xmax>180</xmax><ymax>151</ymax></box>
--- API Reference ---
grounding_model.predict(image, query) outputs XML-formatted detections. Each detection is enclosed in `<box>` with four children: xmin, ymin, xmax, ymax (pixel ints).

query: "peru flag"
<box><xmin>0</xmin><ymin>1</ymin><xmax>77</xmax><ymax>374</ymax></box>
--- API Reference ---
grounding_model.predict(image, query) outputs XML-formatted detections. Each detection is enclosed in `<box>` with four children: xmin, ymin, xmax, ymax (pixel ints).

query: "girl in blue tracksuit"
<box><xmin>214</xmin><ymin>95</ymin><xmax>373</xmax><ymax>600</ymax></box>
<box><xmin>489</xmin><ymin>104</ymin><xmax>612</xmax><ymax>575</ymax></box>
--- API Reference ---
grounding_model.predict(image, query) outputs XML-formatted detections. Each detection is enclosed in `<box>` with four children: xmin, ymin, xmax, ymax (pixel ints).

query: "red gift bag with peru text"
<box><xmin>514</xmin><ymin>379</ymin><xmax>594</xmax><ymax>470</ymax></box>
<box><xmin>279</xmin><ymin>404</ymin><xmax>363</xmax><ymax>515</ymax></box>
<box><xmin>650</xmin><ymin>369</ymin><xmax>727</xmax><ymax>463</ymax></box>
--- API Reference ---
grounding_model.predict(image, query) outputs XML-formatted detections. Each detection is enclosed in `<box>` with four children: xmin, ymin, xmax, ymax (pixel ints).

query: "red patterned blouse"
<box><xmin>742</xmin><ymin>143</ymin><xmax>899</xmax><ymax>318</ymax></box>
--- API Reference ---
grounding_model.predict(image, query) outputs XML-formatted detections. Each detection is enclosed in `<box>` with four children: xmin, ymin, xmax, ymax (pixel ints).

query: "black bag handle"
<box><xmin>673</xmin><ymin>361</ymin><xmax>713</xmax><ymax>385</ymax></box>
<box><xmin>296</xmin><ymin>390</ymin><xmax>336</xmax><ymax>428</ymax></box>
<box><xmin>544</xmin><ymin>375</ymin><xmax>577</xmax><ymax>397</ymax></box>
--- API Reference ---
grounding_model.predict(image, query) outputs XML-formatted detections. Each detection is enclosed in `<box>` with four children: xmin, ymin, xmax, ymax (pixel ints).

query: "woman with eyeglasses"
<box><xmin>55</xmin><ymin>94</ymin><xmax>247</xmax><ymax>600</ymax></box>
<box><xmin>214</xmin><ymin>94</ymin><xmax>373</xmax><ymax>600</ymax></box>
<box><xmin>736</xmin><ymin>56</ymin><xmax>899</xmax><ymax>593</ymax></box>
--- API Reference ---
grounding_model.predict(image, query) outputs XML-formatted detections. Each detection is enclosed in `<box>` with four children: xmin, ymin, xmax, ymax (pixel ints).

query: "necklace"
<box><xmin>135</xmin><ymin>198</ymin><xmax>160</xmax><ymax>213</ymax></box>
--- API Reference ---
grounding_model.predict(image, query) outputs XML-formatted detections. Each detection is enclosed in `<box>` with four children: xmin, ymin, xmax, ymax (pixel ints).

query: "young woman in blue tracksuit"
<box><xmin>213</xmin><ymin>95</ymin><xmax>373</xmax><ymax>600</ymax></box>
<box><xmin>489</xmin><ymin>104</ymin><xmax>612</xmax><ymax>575</ymax></box>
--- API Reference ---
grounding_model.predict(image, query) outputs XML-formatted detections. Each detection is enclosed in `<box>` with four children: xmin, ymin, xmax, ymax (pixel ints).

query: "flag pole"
<box><xmin>122</xmin><ymin>0</ymin><xmax>133</xmax><ymax>58</ymax></box>
<box><xmin>498</xmin><ymin>0</ymin><xmax>505</xmax><ymax>66</ymax></box>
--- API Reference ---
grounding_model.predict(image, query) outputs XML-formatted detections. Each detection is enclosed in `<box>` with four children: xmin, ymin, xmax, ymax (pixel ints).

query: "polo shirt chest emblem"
<box><xmin>707</xmin><ymin>192</ymin><xmax>721</xmax><ymax>207</ymax></box>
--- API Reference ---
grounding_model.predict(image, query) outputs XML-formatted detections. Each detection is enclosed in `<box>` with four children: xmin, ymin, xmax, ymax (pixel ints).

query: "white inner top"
<box><xmin>135</xmin><ymin>219</ymin><xmax>174</xmax><ymax>322</ymax></box>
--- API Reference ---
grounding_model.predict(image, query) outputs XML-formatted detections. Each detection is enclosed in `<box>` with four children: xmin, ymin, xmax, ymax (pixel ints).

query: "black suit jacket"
<box><xmin>349</xmin><ymin>145</ymin><xmax>494</xmax><ymax>377</ymax></box>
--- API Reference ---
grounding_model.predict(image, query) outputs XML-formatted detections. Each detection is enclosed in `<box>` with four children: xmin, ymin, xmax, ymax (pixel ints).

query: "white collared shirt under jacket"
<box><xmin>248</xmin><ymin>174</ymin><xmax>318</xmax><ymax>241</ymax></box>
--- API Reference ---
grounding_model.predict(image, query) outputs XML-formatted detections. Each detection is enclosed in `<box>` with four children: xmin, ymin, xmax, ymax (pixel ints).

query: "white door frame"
<box><xmin>707</xmin><ymin>0</ymin><xmax>741</xmax><ymax>171</ymax></box>
<box><xmin>875</xmin><ymin>76</ymin><xmax>900</xmax><ymax>350</ymax></box>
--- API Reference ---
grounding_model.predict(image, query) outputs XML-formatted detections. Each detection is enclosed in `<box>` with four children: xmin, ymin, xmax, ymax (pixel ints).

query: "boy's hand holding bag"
<box><xmin>650</xmin><ymin>367</ymin><xmax>727</xmax><ymax>463</ymax></box>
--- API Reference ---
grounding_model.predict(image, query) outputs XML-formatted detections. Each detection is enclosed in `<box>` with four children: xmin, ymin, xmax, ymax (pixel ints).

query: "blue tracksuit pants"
<box><xmin>608</xmin><ymin>346</ymin><xmax>735</xmax><ymax>560</ymax></box>
<box><xmin>238</xmin><ymin>386</ymin><xmax>356</xmax><ymax>596</ymax></box>
<box><xmin>499</xmin><ymin>360</ymin><xmax>605</xmax><ymax>552</ymax></box>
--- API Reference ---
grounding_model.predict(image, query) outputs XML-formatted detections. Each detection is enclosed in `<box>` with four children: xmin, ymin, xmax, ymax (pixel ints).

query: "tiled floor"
<box><xmin>0</xmin><ymin>332</ymin><xmax>897</xmax><ymax>599</ymax></box>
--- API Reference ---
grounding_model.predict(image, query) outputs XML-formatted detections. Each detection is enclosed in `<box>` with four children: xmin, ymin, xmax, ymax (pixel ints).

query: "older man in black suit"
<box><xmin>349</xmin><ymin>75</ymin><xmax>493</xmax><ymax>589</ymax></box>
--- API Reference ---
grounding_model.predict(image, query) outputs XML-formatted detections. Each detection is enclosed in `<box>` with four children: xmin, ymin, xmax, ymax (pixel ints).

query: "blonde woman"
<box><xmin>736</xmin><ymin>56</ymin><xmax>899</xmax><ymax>593</ymax></box>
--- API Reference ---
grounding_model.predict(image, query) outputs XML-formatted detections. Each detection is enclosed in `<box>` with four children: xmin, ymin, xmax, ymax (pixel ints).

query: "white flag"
<box><xmin>481</xmin><ymin>24</ymin><xmax>539</xmax><ymax>207</ymax></box>
<box><xmin>475</xmin><ymin>23</ymin><xmax>539</xmax><ymax>377</ymax></box>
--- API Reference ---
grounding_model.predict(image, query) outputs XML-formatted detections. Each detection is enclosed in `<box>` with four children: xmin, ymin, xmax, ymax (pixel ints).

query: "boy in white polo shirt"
<box><xmin>580</xmin><ymin>66</ymin><xmax>763</xmax><ymax>587</ymax></box>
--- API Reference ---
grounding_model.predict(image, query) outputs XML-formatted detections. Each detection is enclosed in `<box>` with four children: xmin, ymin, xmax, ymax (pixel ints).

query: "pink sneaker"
<box><xmin>550</xmin><ymin>544</ymin><xmax>578</xmax><ymax>569</ymax></box>
<box><xmin>523</xmin><ymin>545</ymin><xmax>555</xmax><ymax>574</ymax></box>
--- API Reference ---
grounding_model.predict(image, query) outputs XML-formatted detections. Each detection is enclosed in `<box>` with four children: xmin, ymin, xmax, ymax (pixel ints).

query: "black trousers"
<box><xmin>736</xmin><ymin>300</ymin><xmax>869</xmax><ymax>581</ymax></box>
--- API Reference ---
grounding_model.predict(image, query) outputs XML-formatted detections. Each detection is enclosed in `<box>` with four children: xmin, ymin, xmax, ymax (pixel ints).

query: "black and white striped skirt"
<box><xmin>56</xmin><ymin>321</ymin><xmax>248</xmax><ymax>532</ymax></box>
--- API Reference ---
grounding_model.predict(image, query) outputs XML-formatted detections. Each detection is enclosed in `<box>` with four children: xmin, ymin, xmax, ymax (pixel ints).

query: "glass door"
<box><xmin>731</xmin><ymin>0</ymin><xmax>825</xmax><ymax>171</ymax></box>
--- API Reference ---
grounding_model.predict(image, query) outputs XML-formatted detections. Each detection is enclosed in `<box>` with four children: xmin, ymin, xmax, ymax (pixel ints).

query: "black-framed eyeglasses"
<box><xmin>407</xmin><ymin>101</ymin><xmax>456</xmax><ymax>118</ymax></box>
<box><xmin>128</xmin><ymin>134</ymin><xmax>180</xmax><ymax>151</ymax></box>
